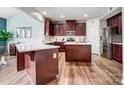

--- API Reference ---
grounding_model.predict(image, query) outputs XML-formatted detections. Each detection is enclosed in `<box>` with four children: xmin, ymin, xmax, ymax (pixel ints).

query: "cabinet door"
<box><xmin>107</xmin><ymin>19</ymin><xmax>110</xmax><ymax>27</ymax></box>
<box><xmin>71</xmin><ymin>21</ymin><xmax>76</xmax><ymax>31</ymax></box>
<box><xmin>118</xmin><ymin>45</ymin><xmax>122</xmax><ymax>63</ymax></box>
<box><xmin>55</xmin><ymin>42</ymin><xmax>65</xmax><ymax>52</ymax></box>
<box><xmin>76</xmin><ymin>23</ymin><xmax>86</xmax><ymax>36</ymax></box>
<box><xmin>112</xmin><ymin>44</ymin><xmax>116</xmax><ymax>59</ymax></box>
<box><xmin>114</xmin><ymin>16</ymin><xmax>118</xmax><ymax>27</ymax></box>
<box><xmin>10</xmin><ymin>44</ymin><xmax>16</xmax><ymax>56</ymax></box>
<box><xmin>49</xmin><ymin>22</ymin><xmax>54</xmax><ymax>36</ymax></box>
<box><xmin>112</xmin><ymin>44</ymin><xmax>122</xmax><ymax>63</ymax></box>
<box><xmin>54</xmin><ymin>24</ymin><xmax>60</xmax><ymax>36</ymax></box>
<box><xmin>66</xmin><ymin>20</ymin><xmax>76</xmax><ymax>31</ymax></box>
<box><xmin>45</xmin><ymin>20</ymin><xmax>49</xmax><ymax>35</ymax></box>
<box><xmin>111</xmin><ymin>17</ymin><xmax>114</xmax><ymax>27</ymax></box>
<box><xmin>59</xmin><ymin>24</ymin><xmax>66</xmax><ymax>36</ymax></box>
<box><xmin>118</xmin><ymin>13</ymin><xmax>122</xmax><ymax>34</ymax></box>
<box><xmin>45</xmin><ymin>20</ymin><xmax>54</xmax><ymax>36</ymax></box>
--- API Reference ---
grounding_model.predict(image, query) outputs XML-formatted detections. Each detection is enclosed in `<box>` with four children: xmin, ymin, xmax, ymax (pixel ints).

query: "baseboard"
<box><xmin>121</xmin><ymin>77</ymin><xmax>124</xmax><ymax>84</ymax></box>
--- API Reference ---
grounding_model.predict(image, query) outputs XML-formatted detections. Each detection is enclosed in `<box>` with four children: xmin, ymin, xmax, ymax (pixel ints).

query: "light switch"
<box><xmin>53</xmin><ymin>53</ymin><xmax>56</xmax><ymax>59</ymax></box>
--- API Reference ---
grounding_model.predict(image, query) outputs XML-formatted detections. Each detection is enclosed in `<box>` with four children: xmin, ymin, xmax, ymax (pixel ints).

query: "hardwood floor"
<box><xmin>0</xmin><ymin>52</ymin><xmax>122</xmax><ymax>85</ymax></box>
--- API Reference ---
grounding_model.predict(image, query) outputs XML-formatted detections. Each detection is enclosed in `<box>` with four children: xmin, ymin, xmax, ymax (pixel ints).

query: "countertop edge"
<box><xmin>16</xmin><ymin>44</ymin><xmax>60</xmax><ymax>53</ymax></box>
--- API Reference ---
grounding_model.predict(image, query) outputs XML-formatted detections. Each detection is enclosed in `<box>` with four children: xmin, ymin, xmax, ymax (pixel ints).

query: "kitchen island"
<box><xmin>64</xmin><ymin>42</ymin><xmax>92</xmax><ymax>62</ymax></box>
<box><xmin>16</xmin><ymin>43</ymin><xmax>60</xmax><ymax>85</ymax></box>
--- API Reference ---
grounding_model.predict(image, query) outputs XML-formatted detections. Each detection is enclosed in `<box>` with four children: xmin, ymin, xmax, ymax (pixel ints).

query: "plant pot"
<box><xmin>0</xmin><ymin>56</ymin><xmax>7</xmax><ymax>65</ymax></box>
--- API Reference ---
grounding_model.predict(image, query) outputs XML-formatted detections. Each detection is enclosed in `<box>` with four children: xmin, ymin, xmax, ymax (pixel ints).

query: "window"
<box><xmin>21</xmin><ymin>27</ymin><xmax>26</xmax><ymax>38</ymax></box>
<box><xmin>26</xmin><ymin>27</ymin><xmax>32</xmax><ymax>38</ymax></box>
<box><xmin>16</xmin><ymin>27</ymin><xmax>21</xmax><ymax>38</ymax></box>
<box><xmin>16</xmin><ymin>26</ymin><xmax>32</xmax><ymax>38</ymax></box>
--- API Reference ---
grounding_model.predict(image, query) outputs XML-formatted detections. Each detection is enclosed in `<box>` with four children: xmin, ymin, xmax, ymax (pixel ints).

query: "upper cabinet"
<box><xmin>59</xmin><ymin>24</ymin><xmax>66</xmax><ymax>36</ymax></box>
<box><xmin>54</xmin><ymin>24</ymin><xmax>60</xmax><ymax>36</ymax></box>
<box><xmin>66</xmin><ymin>20</ymin><xmax>76</xmax><ymax>31</ymax></box>
<box><xmin>118</xmin><ymin>13</ymin><xmax>122</xmax><ymax>34</ymax></box>
<box><xmin>45</xmin><ymin>19</ymin><xmax>86</xmax><ymax>36</ymax></box>
<box><xmin>54</xmin><ymin>24</ymin><xmax>66</xmax><ymax>36</ymax></box>
<box><xmin>44</xmin><ymin>19</ymin><xmax>54</xmax><ymax>36</ymax></box>
<box><xmin>107</xmin><ymin>12</ymin><xmax>122</xmax><ymax>34</ymax></box>
<box><xmin>76</xmin><ymin>23</ymin><xmax>86</xmax><ymax>36</ymax></box>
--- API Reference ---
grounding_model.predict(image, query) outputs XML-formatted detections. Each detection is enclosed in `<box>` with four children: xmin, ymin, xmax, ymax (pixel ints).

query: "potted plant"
<box><xmin>0</xmin><ymin>29</ymin><xmax>12</xmax><ymax>54</ymax></box>
<box><xmin>0</xmin><ymin>29</ymin><xmax>12</xmax><ymax>40</ymax></box>
<box><xmin>0</xmin><ymin>30</ymin><xmax>12</xmax><ymax>64</ymax></box>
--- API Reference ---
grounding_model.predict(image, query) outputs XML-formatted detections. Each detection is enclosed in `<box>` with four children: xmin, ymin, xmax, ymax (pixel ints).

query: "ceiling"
<box><xmin>0</xmin><ymin>7</ymin><xmax>21</xmax><ymax>19</ymax></box>
<box><xmin>35</xmin><ymin>7</ymin><xmax>109</xmax><ymax>21</ymax></box>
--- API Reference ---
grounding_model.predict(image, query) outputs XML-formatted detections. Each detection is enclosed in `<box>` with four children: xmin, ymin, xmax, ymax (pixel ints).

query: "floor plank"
<box><xmin>0</xmin><ymin>53</ymin><xmax>122</xmax><ymax>85</ymax></box>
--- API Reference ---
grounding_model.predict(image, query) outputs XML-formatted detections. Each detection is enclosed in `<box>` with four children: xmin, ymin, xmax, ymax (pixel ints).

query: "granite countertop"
<box><xmin>64</xmin><ymin>42</ymin><xmax>92</xmax><ymax>45</ymax></box>
<box><xmin>44</xmin><ymin>41</ymin><xmax>65</xmax><ymax>43</ymax></box>
<box><xmin>112</xmin><ymin>43</ymin><xmax>122</xmax><ymax>45</ymax></box>
<box><xmin>44</xmin><ymin>41</ymin><xmax>56</xmax><ymax>44</ymax></box>
<box><xmin>16</xmin><ymin>43</ymin><xmax>60</xmax><ymax>52</ymax></box>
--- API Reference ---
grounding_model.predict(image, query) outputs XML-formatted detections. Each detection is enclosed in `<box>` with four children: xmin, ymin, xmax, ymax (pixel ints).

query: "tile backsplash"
<box><xmin>44</xmin><ymin>36</ymin><xmax>87</xmax><ymax>42</ymax></box>
<box><xmin>111</xmin><ymin>30</ymin><xmax>122</xmax><ymax>43</ymax></box>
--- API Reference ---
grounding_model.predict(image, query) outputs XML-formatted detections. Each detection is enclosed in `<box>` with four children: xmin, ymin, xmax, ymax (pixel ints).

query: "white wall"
<box><xmin>121</xmin><ymin>8</ymin><xmax>124</xmax><ymax>84</ymax></box>
<box><xmin>86</xmin><ymin>18</ymin><xmax>100</xmax><ymax>55</ymax></box>
<box><xmin>7</xmin><ymin>11</ymin><xmax>45</xmax><ymax>44</ymax></box>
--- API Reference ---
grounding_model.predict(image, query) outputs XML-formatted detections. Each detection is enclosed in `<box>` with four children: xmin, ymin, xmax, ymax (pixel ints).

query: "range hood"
<box><xmin>66</xmin><ymin>31</ymin><xmax>75</xmax><ymax>36</ymax></box>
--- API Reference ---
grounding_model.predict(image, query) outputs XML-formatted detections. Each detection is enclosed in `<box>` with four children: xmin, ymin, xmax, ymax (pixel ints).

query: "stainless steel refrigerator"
<box><xmin>100</xmin><ymin>27</ymin><xmax>112</xmax><ymax>59</ymax></box>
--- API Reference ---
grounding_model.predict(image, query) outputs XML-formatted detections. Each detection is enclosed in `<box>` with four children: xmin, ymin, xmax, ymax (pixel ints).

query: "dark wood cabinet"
<box><xmin>46</xmin><ymin>42</ymin><xmax>65</xmax><ymax>52</ymax></box>
<box><xmin>59</xmin><ymin>24</ymin><xmax>66</xmax><ymax>36</ymax></box>
<box><xmin>112</xmin><ymin>44</ymin><xmax>122</xmax><ymax>63</ymax></box>
<box><xmin>107</xmin><ymin>15</ymin><xmax>118</xmax><ymax>28</ymax></box>
<box><xmin>65</xmin><ymin>45</ymin><xmax>91</xmax><ymax>62</ymax></box>
<box><xmin>53</xmin><ymin>20</ymin><xmax>86</xmax><ymax>36</ymax></box>
<box><xmin>54</xmin><ymin>24</ymin><xmax>66</xmax><ymax>36</ymax></box>
<box><xmin>54</xmin><ymin>24</ymin><xmax>60</xmax><ymax>36</ymax></box>
<box><xmin>9</xmin><ymin>44</ymin><xmax>16</xmax><ymax>56</ymax></box>
<box><xmin>117</xmin><ymin>13</ymin><xmax>122</xmax><ymax>34</ymax></box>
<box><xmin>54</xmin><ymin>42</ymin><xmax>65</xmax><ymax>52</ymax></box>
<box><xmin>113</xmin><ymin>16</ymin><xmax>118</xmax><ymax>27</ymax></box>
<box><xmin>17</xmin><ymin>48</ymin><xmax>59</xmax><ymax>84</ymax></box>
<box><xmin>76</xmin><ymin>23</ymin><xmax>86</xmax><ymax>36</ymax></box>
<box><xmin>66</xmin><ymin>20</ymin><xmax>76</xmax><ymax>31</ymax></box>
<box><xmin>107</xmin><ymin>12</ymin><xmax>122</xmax><ymax>34</ymax></box>
<box><xmin>45</xmin><ymin>19</ymin><xmax>54</xmax><ymax>36</ymax></box>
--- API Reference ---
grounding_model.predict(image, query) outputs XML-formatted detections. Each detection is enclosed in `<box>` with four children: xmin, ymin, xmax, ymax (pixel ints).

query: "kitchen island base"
<box><xmin>16</xmin><ymin>46</ymin><xmax>59</xmax><ymax>85</ymax></box>
<box><xmin>65</xmin><ymin>44</ymin><xmax>91</xmax><ymax>62</ymax></box>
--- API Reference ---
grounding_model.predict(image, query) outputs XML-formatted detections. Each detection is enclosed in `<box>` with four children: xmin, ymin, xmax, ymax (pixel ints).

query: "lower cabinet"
<box><xmin>17</xmin><ymin>48</ymin><xmax>59</xmax><ymax>84</ymax></box>
<box><xmin>112</xmin><ymin>44</ymin><xmax>122</xmax><ymax>63</ymax></box>
<box><xmin>9</xmin><ymin>44</ymin><xmax>16</xmax><ymax>56</ymax></box>
<box><xmin>47</xmin><ymin>42</ymin><xmax>65</xmax><ymax>52</ymax></box>
<box><xmin>54</xmin><ymin>42</ymin><xmax>65</xmax><ymax>52</ymax></box>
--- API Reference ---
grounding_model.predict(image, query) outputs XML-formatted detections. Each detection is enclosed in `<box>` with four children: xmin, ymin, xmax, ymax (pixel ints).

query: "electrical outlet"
<box><xmin>53</xmin><ymin>53</ymin><xmax>56</xmax><ymax>59</ymax></box>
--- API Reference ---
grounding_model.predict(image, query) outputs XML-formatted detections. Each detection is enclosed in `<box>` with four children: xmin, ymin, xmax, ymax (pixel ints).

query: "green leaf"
<box><xmin>0</xmin><ymin>29</ymin><xmax>13</xmax><ymax>41</ymax></box>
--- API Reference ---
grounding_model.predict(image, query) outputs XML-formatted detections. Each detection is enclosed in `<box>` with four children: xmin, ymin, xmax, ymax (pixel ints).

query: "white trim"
<box><xmin>121</xmin><ymin>77</ymin><xmax>124</xmax><ymax>84</ymax></box>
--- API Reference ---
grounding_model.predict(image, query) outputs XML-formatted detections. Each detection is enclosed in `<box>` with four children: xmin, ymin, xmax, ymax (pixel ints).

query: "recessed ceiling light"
<box><xmin>84</xmin><ymin>14</ymin><xmax>88</xmax><ymax>18</ymax></box>
<box><xmin>60</xmin><ymin>14</ymin><xmax>64</xmax><ymax>18</ymax></box>
<box><xmin>42</xmin><ymin>11</ymin><xmax>47</xmax><ymax>15</ymax></box>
